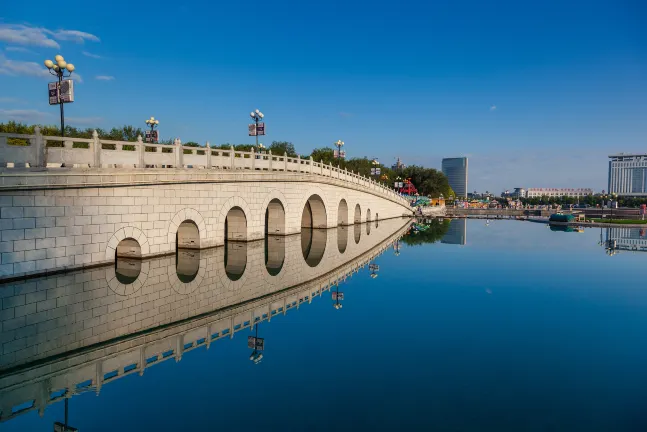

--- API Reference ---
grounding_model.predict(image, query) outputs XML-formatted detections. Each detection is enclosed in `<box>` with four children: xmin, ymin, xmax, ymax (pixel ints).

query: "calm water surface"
<box><xmin>2</xmin><ymin>219</ymin><xmax>647</xmax><ymax>431</ymax></box>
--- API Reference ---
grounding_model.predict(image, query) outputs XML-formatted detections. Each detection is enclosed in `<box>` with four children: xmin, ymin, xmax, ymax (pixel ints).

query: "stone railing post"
<box><xmin>251</xmin><ymin>147</ymin><xmax>255</xmax><ymax>170</ymax></box>
<box><xmin>137</xmin><ymin>135</ymin><xmax>145</xmax><ymax>168</ymax></box>
<box><xmin>320</xmin><ymin>160</ymin><xmax>324</xmax><ymax>175</ymax></box>
<box><xmin>268</xmin><ymin>150</ymin><xmax>273</xmax><ymax>170</ymax></box>
<box><xmin>206</xmin><ymin>141</ymin><xmax>212</xmax><ymax>168</ymax></box>
<box><xmin>33</xmin><ymin>126</ymin><xmax>45</xmax><ymax>168</ymax></box>
<box><xmin>296</xmin><ymin>154</ymin><xmax>301</xmax><ymax>173</ymax></box>
<box><xmin>310</xmin><ymin>156</ymin><xmax>314</xmax><ymax>174</ymax></box>
<box><xmin>284</xmin><ymin>152</ymin><xmax>288</xmax><ymax>171</ymax></box>
<box><xmin>230</xmin><ymin>145</ymin><xmax>235</xmax><ymax>169</ymax></box>
<box><xmin>92</xmin><ymin>129</ymin><xmax>101</xmax><ymax>168</ymax></box>
<box><xmin>175</xmin><ymin>138</ymin><xmax>183</xmax><ymax>168</ymax></box>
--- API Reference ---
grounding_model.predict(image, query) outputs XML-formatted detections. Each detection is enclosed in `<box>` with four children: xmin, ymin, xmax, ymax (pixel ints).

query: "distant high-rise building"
<box><xmin>441</xmin><ymin>157</ymin><xmax>468</xmax><ymax>198</ymax></box>
<box><xmin>392</xmin><ymin>157</ymin><xmax>406</xmax><ymax>171</ymax></box>
<box><xmin>608</xmin><ymin>154</ymin><xmax>647</xmax><ymax>196</ymax></box>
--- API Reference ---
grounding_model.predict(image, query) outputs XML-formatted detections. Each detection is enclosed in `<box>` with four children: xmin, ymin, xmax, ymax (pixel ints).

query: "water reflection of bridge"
<box><xmin>0</xmin><ymin>218</ymin><xmax>410</xmax><ymax>423</ymax></box>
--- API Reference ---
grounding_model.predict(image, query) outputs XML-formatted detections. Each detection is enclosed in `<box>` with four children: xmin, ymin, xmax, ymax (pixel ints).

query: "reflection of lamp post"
<box><xmin>248</xmin><ymin>324</ymin><xmax>264</xmax><ymax>364</ymax></box>
<box><xmin>53</xmin><ymin>398</ymin><xmax>77</xmax><ymax>432</ymax></box>
<box><xmin>249</xmin><ymin>109</ymin><xmax>265</xmax><ymax>149</ymax></box>
<box><xmin>332</xmin><ymin>282</ymin><xmax>344</xmax><ymax>309</ymax></box>
<box><xmin>145</xmin><ymin>116</ymin><xmax>159</xmax><ymax>143</ymax></box>
<box><xmin>393</xmin><ymin>239</ymin><xmax>401</xmax><ymax>256</ymax></box>
<box><xmin>369</xmin><ymin>263</ymin><xmax>379</xmax><ymax>278</ymax></box>
<box><xmin>44</xmin><ymin>55</ymin><xmax>75</xmax><ymax>137</ymax></box>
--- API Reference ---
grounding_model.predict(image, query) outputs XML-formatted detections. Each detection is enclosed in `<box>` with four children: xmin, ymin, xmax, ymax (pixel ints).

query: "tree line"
<box><xmin>1</xmin><ymin>121</ymin><xmax>453</xmax><ymax>197</ymax></box>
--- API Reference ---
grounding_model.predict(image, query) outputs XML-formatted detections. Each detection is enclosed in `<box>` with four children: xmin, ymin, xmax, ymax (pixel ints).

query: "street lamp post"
<box><xmin>144</xmin><ymin>117</ymin><xmax>160</xmax><ymax>143</ymax></box>
<box><xmin>249</xmin><ymin>109</ymin><xmax>265</xmax><ymax>149</ymax></box>
<box><xmin>44</xmin><ymin>55</ymin><xmax>75</xmax><ymax>137</ymax></box>
<box><xmin>334</xmin><ymin>140</ymin><xmax>344</xmax><ymax>160</ymax></box>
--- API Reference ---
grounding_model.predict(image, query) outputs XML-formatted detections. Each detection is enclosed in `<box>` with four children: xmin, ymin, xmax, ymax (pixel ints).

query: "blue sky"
<box><xmin>1</xmin><ymin>0</ymin><xmax>646</xmax><ymax>193</ymax></box>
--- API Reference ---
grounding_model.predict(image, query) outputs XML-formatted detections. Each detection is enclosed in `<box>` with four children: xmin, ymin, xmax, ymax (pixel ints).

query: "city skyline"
<box><xmin>1</xmin><ymin>1</ymin><xmax>645</xmax><ymax>193</ymax></box>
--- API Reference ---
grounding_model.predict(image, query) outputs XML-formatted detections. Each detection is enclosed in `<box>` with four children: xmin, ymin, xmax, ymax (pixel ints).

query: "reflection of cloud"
<box><xmin>82</xmin><ymin>51</ymin><xmax>101</xmax><ymax>59</ymax></box>
<box><xmin>0</xmin><ymin>109</ymin><xmax>52</xmax><ymax>122</ymax></box>
<box><xmin>0</xmin><ymin>23</ymin><xmax>99</xmax><ymax>49</ymax></box>
<box><xmin>95</xmin><ymin>75</ymin><xmax>114</xmax><ymax>81</ymax></box>
<box><xmin>339</xmin><ymin>112</ymin><xmax>353</xmax><ymax>118</ymax></box>
<box><xmin>66</xmin><ymin>116</ymin><xmax>103</xmax><ymax>126</ymax></box>
<box><xmin>490</xmin><ymin>105</ymin><xmax>497</xmax><ymax>111</ymax></box>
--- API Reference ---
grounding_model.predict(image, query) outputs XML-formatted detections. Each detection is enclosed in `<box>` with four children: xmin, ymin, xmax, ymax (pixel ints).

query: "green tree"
<box><xmin>269</xmin><ymin>141</ymin><xmax>297</xmax><ymax>157</ymax></box>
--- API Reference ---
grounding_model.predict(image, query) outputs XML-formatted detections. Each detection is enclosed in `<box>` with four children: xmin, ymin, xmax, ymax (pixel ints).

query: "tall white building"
<box><xmin>526</xmin><ymin>188</ymin><xmax>593</xmax><ymax>198</ymax></box>
<box><xmin>608</xmin><ymin>154</ymin><xmax>647</xmax><ymax>196</ymax></box>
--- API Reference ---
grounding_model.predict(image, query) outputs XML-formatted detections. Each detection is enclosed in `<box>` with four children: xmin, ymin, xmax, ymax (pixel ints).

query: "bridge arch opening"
<box><xmin>176</xmin><ymin>220</ymin><xmax>200</xmax><ymax>250</ymax></box>
<box><xmin>301</xmin><ymin>228</ymin><xmax>327</xmax><ymax>267</ymax></box>
<box><xmin>337</xmin><ymin>199</ymin><xmax>349</xmax><ymax>226</ymax></box>
<box><xmin>366</xmin><ymin>209</ymin><xmax>371</xmax><ymax>222</ymax></box>
<box><xmin>301</xmin><ymin>195</ymin><xmax>327</xmax><ymax>229</ymax></box>
<box><xmin>354</xmin><ymin>223</ymin><xmax>361</xmax><ymax>244</ymax></box>
<box><xmin>265</xmin><ymin>199</ymin><xmax>286</xmax><ymax>235</ymax></box>
<box><xmin>116</xmin><ymin>238</ymin><xmax>141</xmax><ymax>259</ymax></box>
<box><xmin>265</xmin><ymin>235</ymin><xmax>285</xmax><ymax>276</ymax></box>
<box><xmin>337</xmin><ymin>226</ymin><xmax>348</xmax><ymax>254</ymax></box>
<box><xmin>354</xmin><ymin>204</ymin><xmax>361</xmax><ymax>224</ymax></box>
<box><xmin>225</xmin><ymin>207</ymin><xmax>247</xmax><ymax>241</ymax></box>
<box><xmin>225</xmin><ymin>242</ymin><xmax>247</xmax><ymax>281</ymax></box>
<box><xmin>176</xmin><ymin>250</ymin><xmax>200</xmax><ymax>283</ymax></box>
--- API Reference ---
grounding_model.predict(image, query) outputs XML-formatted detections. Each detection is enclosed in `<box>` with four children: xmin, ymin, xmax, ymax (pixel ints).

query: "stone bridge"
<box><xmin>0</xmin><ymin>130</ymin><xmax>413</xmax><ymax>280</ymax></box>
<box><xmin>0</xmin><ymin>218</ymin><xmax>410</xmax><ymax>423</ymax></box>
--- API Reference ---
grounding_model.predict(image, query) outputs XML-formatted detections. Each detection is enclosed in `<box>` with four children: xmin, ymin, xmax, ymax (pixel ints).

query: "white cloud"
<box><xmin>66</xmin><ymin>116</ymin><xmax>103</xmax><ymax>126</ymax></box>
<box><xmin>95</xmin><ymin>75</ymin><xmax>114</xmax><ymax>81</ymax></box>
<box><xmin>0</xmin><ymin>97</ymin><xmax>23</xmax><ymax>104</ymax></box>
<box><xmin>0</xmin><ymin>109</ymin><xmax>52</xmax><ymax>122</ymax></box>
<box><xmin>0</xmin><ymin>53</ymin><xmax>83</xmax><ymax>82</ymax></box>
<box><xmin>5</xmin><ymin>46</ymin><xmax>36</xmax><ymax>54</ymax></box>
<box><xmin>82</xmin><ymin>51</ymin><xmax>101</xmax><ymax>59</ymax></box>
<box><xmin>490</xmin><ymin>105</ymin><xmax>497</xmax><ymax>111</ymax></box>
<box><xmin>48</xmin><ymin>30</ymin><xmax>100</xmax><ymax>43</ymax></box>
<box><xmin>0</xmin><ymin>23</ymin><xmax>99</xmax><ymax>49</ymax></box>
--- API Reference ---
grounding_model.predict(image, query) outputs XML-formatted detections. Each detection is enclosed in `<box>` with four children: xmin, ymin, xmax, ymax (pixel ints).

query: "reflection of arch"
<box><xmin>106</xmin><ymin>227</ymin><xmax>149</xmax><ymax>261</ymax></box>
<box><xmin>301</xmin><ymin>194</ymin><xmax>327</xmax><ymax>229</ymax></box>
<box><xmin>225</xmin><ymin>241</ymin><xmax>247</xmax><ymax>280</ymax></box>
<box><xmin>106</xmin><ymin>260</ymin><xmax>150</xmax><ymax>296</ymax></box>
<box><xmin>259</xmin><ymin>190</ymin><xmax>289</xmax><ymax>234</ymax></box>
<box><xmin>354</xmin><ymin>204</ymin><xmax>361</xmax><ymax>224</ymax></box>
<box><xmin>354</xmin><ymin>223</ymin><xmax>361</xmax><ymax>244</ymax></box>
<box><xmin>167</xmin><ymin>208</ymin><xmax>206</xmax><ymax>250</ymax></box>
<box><xmin>217</xmin><ymin>197</ymin><xmax>252</xmax><ymax>244</ymax></box>
<box><xmin>367</xmin><ymin>221</ymin><xmax>371</xmax><ymax>235</ymax></box>
<box><xmin>168</xmin><ymin>250</ymin><xmax>205</xmax><ymax>295</ymax></box>
<box><xmin>367</xmin><ymin>209</ymin><xmax>372</xmax><ymax>222</ymax></box>
<box><xmin>225</xmin><ymin>207</ymin><xmax>247</xmax><ymax>241</ymax></box>
<box><xmin>301</xmin><ymin>228</ymin><xmax>327</xmax><ymax>267</ymax></box>
<box><xmin>265</xmin><ymin>235</ymin><xmax>285</xmax><ymax>276</ymax></box>
<box><xmin>337</xmin><ymin>226</ymin><xmax>348</xmax><ymax>253</ymax></box>
<box><xmin>265</xmin><ymin>199</ymin><xmax>286</xmax><ymax>235</ymax></box>
<box><xmin>337</xmin><ymin>199</ymin><xmax>349</xmax><ymax>226</ymax></box>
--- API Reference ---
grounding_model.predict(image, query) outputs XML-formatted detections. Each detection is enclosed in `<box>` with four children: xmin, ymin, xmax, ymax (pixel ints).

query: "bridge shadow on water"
<box><xmin>0</xmin><ymin>218</ymin><xmax>411</xmax><ymax>424</ymax></box>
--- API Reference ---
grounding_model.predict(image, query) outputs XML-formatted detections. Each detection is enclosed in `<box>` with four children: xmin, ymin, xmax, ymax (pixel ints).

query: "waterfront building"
<box><xmin>501</xmin><ymin>187</ymin><xmax>527</xmax><ymax>199</ymax></box>
<box><xmin>441</xmin><ymin>157</ymin><xmax>468</xmax><ymax>198</ymax></box>
<box><xmin>608</xmin><ymin>154</ymin><xmax>647</xmax><ymax>196</ymax></box>
<box><xmin>604</xmin><ymin>227</ymin><xmax>647</xmax><ymax>253</ymax></box>
<box><xmin>525</xmin><ymin>188</ymin><xmax>593</xmax><ymax>198</ymax></box>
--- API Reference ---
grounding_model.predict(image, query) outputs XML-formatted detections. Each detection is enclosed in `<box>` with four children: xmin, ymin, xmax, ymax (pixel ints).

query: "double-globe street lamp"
<box><xmin>145</xmin><ymin>116</ymin><xmax>160</xmax><ymax>143</ymax></box>
<box><xmin>334</xmin><ymin>140</ymin><xmax>344</xmax><ymax>160</ymax></box>
<box><xmin>44</xmin><ymin>55</ymin><xmax>75</xmax><ymax>137</ymax></box>
<box><xmin>249</xmin><ymin>109</ymin><xmax>265</xmax><ymax>148</ymax></box>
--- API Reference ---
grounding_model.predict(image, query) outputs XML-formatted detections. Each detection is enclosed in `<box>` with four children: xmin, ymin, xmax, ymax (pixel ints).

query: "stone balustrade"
<box><xmin>0</xmin><ymin>128</ymin><xmax>407</xmax><ymax>206</ymax></box>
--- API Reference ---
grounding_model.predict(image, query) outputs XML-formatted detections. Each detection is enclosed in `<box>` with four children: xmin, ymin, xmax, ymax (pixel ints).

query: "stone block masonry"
<box><xmin>0</xmin><ymin>169</ymin><xmax>412</xmax><ymax>280</ymax></box>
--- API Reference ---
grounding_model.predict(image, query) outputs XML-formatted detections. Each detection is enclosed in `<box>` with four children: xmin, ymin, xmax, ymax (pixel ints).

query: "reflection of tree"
<box><xmin>400</xmin><ymin>219</ymin><xmax>451</xmax><ymax>246</ymax></box>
